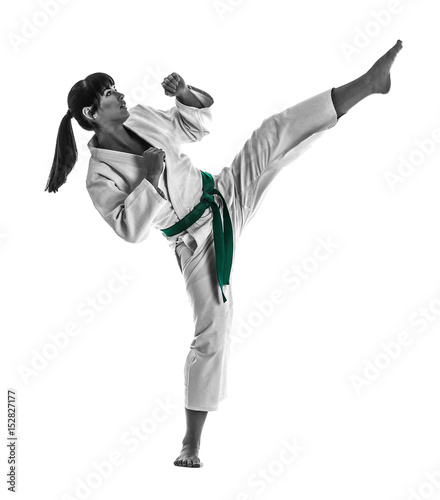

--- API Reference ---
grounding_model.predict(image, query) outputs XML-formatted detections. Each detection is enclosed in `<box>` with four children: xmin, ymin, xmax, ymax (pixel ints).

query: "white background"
<box><xmin>2</xmin><ymin>0</ymin><xmax>440</xmax><ymax>498</ymax></box>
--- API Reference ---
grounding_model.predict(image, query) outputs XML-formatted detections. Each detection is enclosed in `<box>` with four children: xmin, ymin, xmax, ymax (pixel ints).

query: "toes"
<box><xmin>174</xmin><ymin>455</ymin><xmax>203</xmax><ymax>468</ymax></box>
<box><xmin>176</xmin><ymin>458</ymin><xmax>190</xmax><ymax>467</ymax></box>
<box><xmin>393</xmin><ymin>40</ymin><xmax>403</xmax><ymax>54</ymax></box>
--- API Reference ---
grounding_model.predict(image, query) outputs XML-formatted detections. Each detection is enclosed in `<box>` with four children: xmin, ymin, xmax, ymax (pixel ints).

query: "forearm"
<box><xmin>176</xmin><ymin>87</ymin><xmax>204</xmax><ymax>109</ymax></box>
<box><xmin>87</xmin><ymin>177</ymin><xmax>167</xmax><ymax>244</ymax></box>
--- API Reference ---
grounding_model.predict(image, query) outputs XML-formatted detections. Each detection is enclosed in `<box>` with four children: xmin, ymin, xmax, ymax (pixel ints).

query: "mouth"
<box><xmin>120</xmin><ymin>102</ymin><xmax>127</xmax><ymax>109</ymax></box>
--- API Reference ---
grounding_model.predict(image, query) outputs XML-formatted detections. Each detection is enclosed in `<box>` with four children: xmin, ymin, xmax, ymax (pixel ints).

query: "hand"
<box><xmin>143</xmin><ymin>147</ymin><xmax>166</xmax><ymax>187</ymax></box>
<box><xmin>161</xmin><ymin>72</ymin><xmax>187</xmax><ymax>97</ymax></box>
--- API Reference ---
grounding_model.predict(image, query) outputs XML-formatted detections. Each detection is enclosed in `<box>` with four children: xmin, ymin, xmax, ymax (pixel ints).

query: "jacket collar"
<box><xmin>87</xmin><ymin>106</ymin><xmax>153</xmax><ymax>162</ymax></box>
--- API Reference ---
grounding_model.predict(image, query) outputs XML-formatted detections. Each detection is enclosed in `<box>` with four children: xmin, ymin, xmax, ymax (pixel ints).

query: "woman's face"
<box><xmin>86</xmin><ymin>84</ymin><xmax>129</xmax><ymax>128</ymax></box>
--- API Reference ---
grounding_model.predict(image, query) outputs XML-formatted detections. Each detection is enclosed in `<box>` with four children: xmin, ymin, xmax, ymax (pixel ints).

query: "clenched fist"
<box><xmin>143</xmin><ymin>147</ymin><xmax>166</xmax><ymax>188</ymax></box>
<box><xmin>161</xmin><ymin>72</ymin><xmax>187</xmax><ymax>97</ymax></box>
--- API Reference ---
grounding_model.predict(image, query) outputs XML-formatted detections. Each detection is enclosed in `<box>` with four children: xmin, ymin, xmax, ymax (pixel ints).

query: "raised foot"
<box><xmin>174</xmin><ymin>443</ymin><xmax>203</xmax><ymax>468</ymax></box>
<box><xmin>366</xmin><ymin>39</ymin><xmax>403</xmax><ymax>94</ymax></box>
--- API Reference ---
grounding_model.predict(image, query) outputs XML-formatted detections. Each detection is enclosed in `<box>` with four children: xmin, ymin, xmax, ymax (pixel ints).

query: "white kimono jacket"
<box><xmin>86</xmin><ymin>85</ymin><xmax>215</xmax><ymax>251</ymax></box>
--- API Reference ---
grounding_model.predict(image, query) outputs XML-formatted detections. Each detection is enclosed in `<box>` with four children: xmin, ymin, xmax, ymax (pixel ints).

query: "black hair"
<box><xmin>44</xmin><ymin>72</ymin><xmax>115</xmax><ymax>193</ymax></box>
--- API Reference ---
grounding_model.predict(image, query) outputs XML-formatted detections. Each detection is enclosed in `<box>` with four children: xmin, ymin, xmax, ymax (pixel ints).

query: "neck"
<box><xmin>96</xmin><ymin>122</ymin><xmax>127</xmax><ymax>148</ymax></box>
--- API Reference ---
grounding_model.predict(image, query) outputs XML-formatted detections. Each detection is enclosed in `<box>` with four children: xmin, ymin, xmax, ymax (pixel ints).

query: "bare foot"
<box><xmin>174</xmin><ymin>442</ymin><xmax>203</xmax><ymax>468</ymax></box>
<box><xmin>366</xmin><ymin>39</ymin><xmax>403</xmax><ymax>94</ymax></box>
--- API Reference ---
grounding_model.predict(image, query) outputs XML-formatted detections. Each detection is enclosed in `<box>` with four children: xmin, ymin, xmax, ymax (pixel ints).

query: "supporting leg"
<box><xmin>331</xmin><ymin>39</ymin><xmax>403</xmax><ymax>119</ymax></box>
<box><xmin>174</xmin><ymin>408</ymin><xmax>208</xmax><ymax>467</ymax></box>
<box><xmin>173</xmin><ymin>234</ymin><xmax>233</xmax><ymax>468</ymax></box>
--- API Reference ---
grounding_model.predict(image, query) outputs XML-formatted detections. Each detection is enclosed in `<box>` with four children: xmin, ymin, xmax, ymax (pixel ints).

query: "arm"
<box><xmin>86</xmin><ymin>174</ymin><xmax>167</xmax><ymax>244</ymax></box>
<box><xmin>176</xmin><ymin>86</ymin><xmax>204</xmax><ymax>108</ymax></box>
<box><xmin>171</xmin><ymin>85</ymin><xmax>214</xmax><ymax>142</ymax></box>
<box><xmin>161</xmin><ymin>73</ymin><xmax>214</xmax><ymax>142</ymax></box>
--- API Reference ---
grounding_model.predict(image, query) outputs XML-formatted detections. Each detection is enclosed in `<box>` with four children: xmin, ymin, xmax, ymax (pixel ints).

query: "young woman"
<box><xmin>46</xmin><ymin>39</ymin><xmax>403</xmax><ymax>467</ymax></box>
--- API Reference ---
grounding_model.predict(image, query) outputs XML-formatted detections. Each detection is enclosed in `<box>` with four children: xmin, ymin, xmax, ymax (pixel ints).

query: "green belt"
<box><xmin>160</xmin><ymin>171</ymin><xmax>233</xmax><ymax>303</ymax></box>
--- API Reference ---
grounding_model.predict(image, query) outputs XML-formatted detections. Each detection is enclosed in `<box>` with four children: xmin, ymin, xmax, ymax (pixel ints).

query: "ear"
<box><xmin>82</xmin><ymin>106</ymin><xmax>98</xmax><ymax>123</ymax></box>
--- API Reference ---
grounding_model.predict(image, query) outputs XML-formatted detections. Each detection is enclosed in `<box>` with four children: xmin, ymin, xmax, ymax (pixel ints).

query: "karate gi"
<box><xmin>86</xmin><ymin>85</ymin><xmax>339</xmax><ymax>411</ymax></box>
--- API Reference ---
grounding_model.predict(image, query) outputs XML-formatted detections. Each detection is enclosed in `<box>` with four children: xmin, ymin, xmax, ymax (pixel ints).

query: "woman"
<box><xmin>45</xmin><ymin>39</ymin><xmax>403</xmax><ymax>467</ymax></box>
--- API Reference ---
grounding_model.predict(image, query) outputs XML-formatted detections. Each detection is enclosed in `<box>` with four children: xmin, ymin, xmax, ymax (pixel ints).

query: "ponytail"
<box><xmin>45</xmin><ymin>72</ymin><xmax>115</xmax><ymax>193</ymax></box>
<box><xmin>44</xmin><ymin>110</ymin><xmax>78</xmax><ymax>193</ymax></box>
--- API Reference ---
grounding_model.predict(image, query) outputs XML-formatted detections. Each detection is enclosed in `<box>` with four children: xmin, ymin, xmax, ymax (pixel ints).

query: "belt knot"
<box><xmin>201</xmin><ymin>192</ymin><xmax>215</xmax><ymax>205</ymax></box>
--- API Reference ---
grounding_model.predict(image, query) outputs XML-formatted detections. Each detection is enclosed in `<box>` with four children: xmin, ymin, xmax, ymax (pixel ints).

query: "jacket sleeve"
<box><xmin>154</xmin><ymin>85</ymin><xmax>214</xmax><ymax>144</ymax></box>
<box><xmin>86</xmin><ymin>173</ymin><xmax>168</xmax><ymax>244</ymax></box>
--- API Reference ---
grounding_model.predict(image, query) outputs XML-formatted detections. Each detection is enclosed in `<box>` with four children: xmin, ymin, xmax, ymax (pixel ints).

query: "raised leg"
<box><xmin>216</xmin><ymin>39</ymin><xmax>404</xmax><ymax>233</ymax></box>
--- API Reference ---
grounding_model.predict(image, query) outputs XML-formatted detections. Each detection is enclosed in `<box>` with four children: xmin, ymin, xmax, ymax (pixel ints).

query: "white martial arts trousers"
<box><xmin>173</xmin><ymin>87</ymin><xmax>339</xmax><ymax>411</ymax></box>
